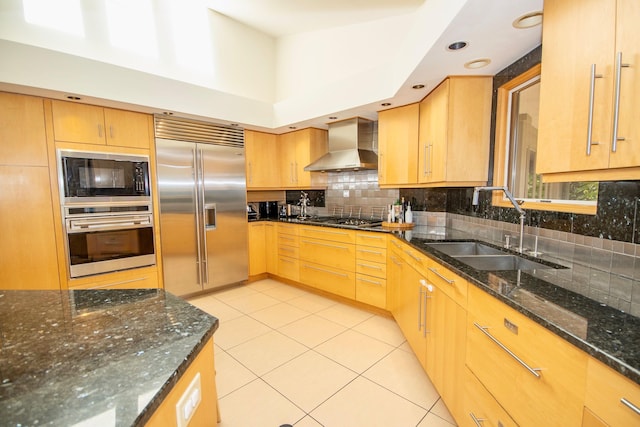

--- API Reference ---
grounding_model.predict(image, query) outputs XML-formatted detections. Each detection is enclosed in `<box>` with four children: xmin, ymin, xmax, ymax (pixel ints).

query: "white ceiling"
<box><xmin>206</xmin><ymin>0</ymin><xmax>426</xmax><ymax>38</ymax></box>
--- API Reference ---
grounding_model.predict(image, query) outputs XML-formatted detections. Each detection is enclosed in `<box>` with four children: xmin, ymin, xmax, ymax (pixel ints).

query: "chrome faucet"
<box><xmin>298</xmin><ymin>191</ymin><xmax>310</xmax><ymax>218</ymax></box>
<box><xmin>472</xmin><ymin>186</ymin><xmax>526</xmax><ymax>253</ymax></box>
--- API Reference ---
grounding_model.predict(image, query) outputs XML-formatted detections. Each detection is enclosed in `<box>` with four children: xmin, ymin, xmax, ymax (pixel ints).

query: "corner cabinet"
<box><xmin>245</xmin><ymin>130</ymin><xmax>279</xmax><ymax>189</ymax></box>
<box><xmin>51</xmin><ymin>100</ymin><xmax>151</xmax><ymax>149</ymax></box>
<box><xmin>377</xmin><ymin>104</ymin><xmax>419</xmax><ymax>186</ymax></box>
<box><xmin>537</xmin><ymin>0</ymin><xmax>640</xmax><ymax>181</ymax></box>
<box><xmin>418</xmin><ymin>76</ymin><xmax>492</xmax><ymax>186</ymax></box>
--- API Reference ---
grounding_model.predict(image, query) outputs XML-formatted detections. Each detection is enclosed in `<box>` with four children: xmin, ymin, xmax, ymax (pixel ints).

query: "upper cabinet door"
<box><xmin>0</xmin><ymin>92</ymin><xmax>48</xmax><ymax>167</ymax></box>
<box><xmin>51</xmin><ymin>100</ymin><xmax>106</xmax><ymax>145</ymax></box>
<box><xmin>245</xmin><ymin>130</ymin><xmax>279</xmax><ymax>188</ymax></box>
<box><xmin>538</xmin><ymin>0</ymin><xmax>639</xmax><ymax>179</ymax></box>
<box><xmin>104</xmin><ymin>108</ymin><xmax>151</xmax><ymax>149</ymax></box>
<box><xmin>377</xmin><ymin>103</ymin><xmax>419</xmax><ymax>186</ymax></box>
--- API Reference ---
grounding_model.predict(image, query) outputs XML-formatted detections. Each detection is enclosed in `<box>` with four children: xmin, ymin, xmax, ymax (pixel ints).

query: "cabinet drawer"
<box><xmin>462</xmin><ymin>367</ymin><xmax>517</xmax><ymax>427</ymax></box>
<box><xmin>426</xmin><ymin>259</ymin><xmax>467</xmax><ymax>308</ymax></box>
<box><xmin>356</xmin><ymin>260</ymin><xmax>386</xmax><ymax>279</ymax></box>
<box><xmin>401</xmin><ymin>245</ymin><xmax>429</xmax><ymax>275</ymax></box>
<box><xmin>278</xmin><ymin>233</ymin><xmax>299</xmax><ymax>247</ymax></box>
<box><xmin>68</xmin><ymin>267</ymin><xmax>159</xmax><ymax>290</ymax></box>
<box><xmin>299</xmin><ymin>226</ymin><xmax>355</xmax><ymax>244</ymax></box>
<box><xmin>300</xmin><ymin>261</ymin><xmax>355</xmax><ymax>299</ymax></box>
<box><xmin>585</xmin><ymin>357</ymin><xmax>640</xmax><ymax>427</ymax></box>
<box><xmin>356</xmin><ymin>231</ymin><xmax>387</xmax><ymax>248</ymax></box>
<box><xmin>278</xmin><ymin>244</ymin><xmax>299</xmax><ymax>259</ymax></box>
<box><xmin>355</xmin><ymin>274</ymin><xmax>386</xmax><ymax>308</ymax></box>
<box><xmin>299</xmin><ymin>238</ymin><xmax>355</xmax><ymax>271</ymax></box>
<box><xmin>277</xmin><ymin>256</ymin><xmax>299</xmax><ymax>281</ymax></box>
<box><xmin>356</xmin><ymin>246</ymin><xmax>387</xmax><ymax>264</ymax></box>
<box><xmin>466</xmin><ymin>285</ymin><xmax>587</xmax><ymax>426</ymax></box>
<box><xmin>278</xmin><ymin>223</ymin><xmax>299</xmax><ymax>236</ymax></box>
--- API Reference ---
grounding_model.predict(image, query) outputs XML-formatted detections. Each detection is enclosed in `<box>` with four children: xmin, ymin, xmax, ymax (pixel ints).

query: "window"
<box><xmin>494</xmin><ymin>65</ymin><xmax>598</xmax><ymax>214</ymax></box>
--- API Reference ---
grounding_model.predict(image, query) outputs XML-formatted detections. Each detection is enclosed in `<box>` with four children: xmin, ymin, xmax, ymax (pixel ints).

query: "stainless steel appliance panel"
<box><xmin>156</xmin><ymin>139</ymin><xmax>202</xmax><ymax>296</ymax></box>
<box><xmin>199</xmin><ymin>144</ymin><xmax>248</xmax><ymax>289</ymax></box>
<box><xmin>156</xmin><ymin>138</ymin><xmax>248</xmax><ymax>296</ymax></box>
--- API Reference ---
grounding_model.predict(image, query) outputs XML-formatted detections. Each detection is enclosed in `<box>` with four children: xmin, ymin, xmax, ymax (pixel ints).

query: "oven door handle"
<box><xmin>67</xmin><ymin>216</ymin><xmax>152</xmax><ymax>231</ymax></box>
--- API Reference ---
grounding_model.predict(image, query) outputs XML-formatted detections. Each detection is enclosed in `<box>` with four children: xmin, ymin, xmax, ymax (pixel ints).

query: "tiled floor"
<box><xmin>188</xmin><ymin>278</ymin><xmax>457</xmax><ymax>427</ymax></box>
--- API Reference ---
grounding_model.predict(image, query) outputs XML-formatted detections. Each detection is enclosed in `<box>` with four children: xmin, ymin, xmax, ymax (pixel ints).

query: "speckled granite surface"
<box><xmin>0</xmin><ymin>289</ymin><xmax>218</xmax><ymax>426</ymax></box>
<box><xmin>263</xmin><ymin>218</ymin><xmax>639</xmax><ymax>385</ymax></box>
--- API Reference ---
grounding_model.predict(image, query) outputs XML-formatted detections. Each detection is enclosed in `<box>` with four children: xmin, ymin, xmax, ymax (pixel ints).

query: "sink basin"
<box><xmin>425</xmin><ymin>242</ymin><xmax>505</xmax><ymax>256</ymax></box>
<box><xmin>453</xmin><ymin>255</ymin><xmax>553</xmax><ymax>271</ymax></box>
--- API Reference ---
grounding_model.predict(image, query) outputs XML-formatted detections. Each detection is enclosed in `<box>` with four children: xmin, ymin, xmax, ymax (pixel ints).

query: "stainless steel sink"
<box><xmin>453</xmin><ymin>255</ymin><xmax>553</xmax><ymax>271</ymax></box>
<box><xmin>425</xmin><ymin>242</ymin><xmax>505</xmax><ymax>256</ymax></box>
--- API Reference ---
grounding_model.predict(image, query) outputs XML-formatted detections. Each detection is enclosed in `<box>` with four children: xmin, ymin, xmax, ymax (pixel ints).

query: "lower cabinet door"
<box><xmin>300</xmin><ymin>261</ymin><xmax>355</xmax><ymax>299</ymax></box>
<box><xmin>355</xmin><ymin>274</ymin><xmax>386</xmax><ymax>308</ymax></box>
<box><xmin>462</xmin><ymin>367</ymin><xmax>518</xmax><ymax>427</ymax></box>
<box><xmin>277</xmin><ymin>256</ymin><xmax>299</xmax><ymax>282</ymax></box>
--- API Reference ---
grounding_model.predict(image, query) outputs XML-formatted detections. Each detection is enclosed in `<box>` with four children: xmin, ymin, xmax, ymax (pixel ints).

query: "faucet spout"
<box><xmin>472</xmin><ymin>186</ymin><xmax>526</xmax><ymax>253</ymax></box>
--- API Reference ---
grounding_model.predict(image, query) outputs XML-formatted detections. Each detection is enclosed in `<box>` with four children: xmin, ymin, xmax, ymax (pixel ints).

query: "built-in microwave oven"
<box><xmin>58</xmin><ymin>150</ymin><xmax>150</xmax><ymax>204</ymax></box>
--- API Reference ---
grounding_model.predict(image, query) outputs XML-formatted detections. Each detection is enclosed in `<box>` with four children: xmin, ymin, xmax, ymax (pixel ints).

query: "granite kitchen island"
<box><xmin>0</xmin><ymin>289</ymin><xmax>219</xmax><ymax>426</ymax></box>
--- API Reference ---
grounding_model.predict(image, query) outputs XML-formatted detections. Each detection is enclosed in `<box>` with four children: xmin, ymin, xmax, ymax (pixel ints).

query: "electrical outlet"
<box><xmin>176</xmin><ymin>372</ymin><xmax>202</xmax><ymax>427</ymax></box>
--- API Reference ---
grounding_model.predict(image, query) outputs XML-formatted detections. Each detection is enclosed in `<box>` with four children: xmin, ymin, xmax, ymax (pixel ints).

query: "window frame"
<box><xmin>492</xmin><ymin>64</ymin><xmax>598</xmax><ymax>215</ymax></box>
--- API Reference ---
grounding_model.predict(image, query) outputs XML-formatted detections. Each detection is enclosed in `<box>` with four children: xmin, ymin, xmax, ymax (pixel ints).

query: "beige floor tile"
<box><xmin>430</xmin><ymin>398</ymin><xmax>456</xmax><ymax>425</ymax></box>
<box><xmin>213</xmin><ymin>315</ymin><xmax>271</xmax><ymax>350</ymax></box>
<box><xmin>218</xmin><ymin>379</ymin><xmax>305</xmax><ymax>427</ymax></box>
<box><xmin>310</xmin><ymin>376</ymin><xmax>427</xmax><ymax>427</ymax></box>
<box><xmin>294</xmin><ymin>416</ymin><xmax>323</xmax><ymax>426</ymax></box>
<box><xmin>278</xmin><ymin>314</ymin><xmax>347</xmax><ymax>348</ymax></box>
<box><xmin>263</xmin><ymin>350</ymin><xmax>357</xmax><ymax>412</ymax></box>
<box><xmin>315</xmin><ymin>303</ymin><xmax>374</xmax><ymax>328</ymax></box>
<box><xmin>249</xmin><ymin>302</ymin><xmax>311</xmax><ymax>329</ymax></box>
<box><xmin>212</xmin><ymin>284</ymin><xmax>259</xmax><ymax>302</ymax></box>
<box><xmin>222</xmin><ymin>291</ymin><xmax>281</xmax><ymax>313</ymax></box>
<box><xmin>213</xmin><ymin>348</ymin><xmax>257</xmax><ymax>398</ymax></box>
<box><xmin>187</xmin><ymin>296</ymin><xmax>243</xmax><ymax>322</ymax></box>
<box><xmin>227</xmin><ymin>330</ymin><xmax>308</xmax><ymax>376</ymax></box>
<box><xmin>417</xmin><ymin>412</ymin><xmax>457</xmax><ymax>427</ymax></box>
<box><xmin>246</xmin><ymin>278</ymin><xmax>283</xmax><ymax>292</ymax></box>
<box><xmin>260</xmin><ymin>283</ymin><xmax>309</xmax><ymax>301</ymax></box>
<box><xmin>286</xmin><ymin>292</ymin><xmax>337</xmax><ymax>313</ymax></box>
<box><xmin>363</xmin><ymin>348</ymin><xmax>440</xmax><ymax>409</ymax></box>
<box><xmin>314</xmin><ymin>329</ymin><xmax>394</xmax><ymax>373</ymax></box>
<box><xmin>353</xmin><ymin>314</ymin><xmax>407</xmax><ymax>347</ymax></box>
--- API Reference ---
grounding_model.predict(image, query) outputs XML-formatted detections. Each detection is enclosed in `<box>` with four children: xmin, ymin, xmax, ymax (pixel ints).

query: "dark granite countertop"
<box><xmin>259</xmin><ymin>218</ymin><xmax>640</xmax><ymax>385</ymax></box>
<box><xmin>0</xmin><ymin>289</ymin><xmax>219</xmax><ymax>426</ymax></box>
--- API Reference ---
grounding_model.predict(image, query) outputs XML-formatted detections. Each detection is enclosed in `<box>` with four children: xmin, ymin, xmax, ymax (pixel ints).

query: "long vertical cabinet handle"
<box><xmin>422</xmin><ymin>144</ymin><xmax>427</xmax><ymax>178</ymax></box>
<box><xmin>586</xmin><ymin>64</ymin><xmax>603</xmax><ymax>155</ymax></box>
<box><xmin>199</xmin><ymin>148</ymin><xmax>209</xmax><ymax>286</ymax></box>
<box><xmin>419</xmin><ymin>279</ymin><xmax>433</xmax><ymax>337</ymax></box>
<box><xmin>611</xmin><ymin>52</ymin><xmax>630</xmax><ymax>153</ymax></box>
<box><xmin>621</xmin><ymin>398</ymin><xmax>640</xmax><ymax>416</ymax></box>
<box><xmin>192</xmin><ymin>148</ymin><xmax>203</xmax><ymax>286</ymax></box>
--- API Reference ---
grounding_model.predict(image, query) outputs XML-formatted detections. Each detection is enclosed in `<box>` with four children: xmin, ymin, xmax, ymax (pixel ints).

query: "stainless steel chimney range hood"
<box><xmin>304</xmin><ymin>117</ymin><xmax>377</xmax><ymax>172</ymax></box>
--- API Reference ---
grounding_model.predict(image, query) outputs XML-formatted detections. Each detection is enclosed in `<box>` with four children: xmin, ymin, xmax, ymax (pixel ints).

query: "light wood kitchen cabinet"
<box><xmin>278</xmin><ymin>128</ymin><xmax>327</xmax><ymax>189</ymax></box>
<box><xmin>245</xmin><ymin>130</ymin><xmax>279</xmax><ymax>188</ymax></box>
<box><xmin>51</xmin><ymin>100</ymin><xmax>151</xmax><ymax>149</ymax></box>
<box><xmin>264</xmin><ymin>222</ymin><xmax>278</xmax><ymax>274</ymax></box>
<box><xmin>461</xmin><ymin>367</ymin><xmax>518</xmax><ymax>427</ymax></box>
<box><xmin>248</xmin><ymin>222</ymin><xmax>267</xmax><ymax>276</ymax></box>
<box><xmin>277</xmin><ymin>223</ymin><xmax>299</xmax><ymax>282</ymax></box>
<box><xmin>583</xmin><ymin>356</ymin><xmax>640</xmax><ymax>427</ymax></box>
<box><xmin>67</xmin><ymin>265</ymin><xmax>160</xmax><ymax>290</ymax></box>
<box><xmin>377</xmin><ymin>104</ymin><xmax>419</xmax><ymax>186</ymax></box>
<box><xmin>355</xmin><ymin>231</ymin><xmax>387</xmax><ymax>309</ymax></box>
<box><xmin>0</xmin><ymin>93</ymin><xmax>60</xmax><ymax>290</ymax></box>
<box><xmin>417</xmin><ymin>76</ymin><xmax>492</xmax><ymax>186</ymax></box>
<box><xmin>299</xmin><ymin>225</ymin><xmax>356</xmax><ymax>299</ymax></box>
<box><xmin>537</xmin><ymin>0</ymin><xmax>640</xmax><ymax>181</ymax></box>
<box><xmin>466</xmin><ymin>284</ymin><xmax>588</xmax><ymax>427</ymax></box>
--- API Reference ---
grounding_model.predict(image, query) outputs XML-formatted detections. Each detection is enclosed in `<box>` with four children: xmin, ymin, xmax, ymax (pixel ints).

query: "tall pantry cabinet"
<box><xmin>537</xmin><ymin>0</ymin><xmax>640</xmax><ymax>181</ymax></box>
<box><xmin>0</xmin><ymin>92</ymin><xmax>60</xmax><ymax>290</ymax></box>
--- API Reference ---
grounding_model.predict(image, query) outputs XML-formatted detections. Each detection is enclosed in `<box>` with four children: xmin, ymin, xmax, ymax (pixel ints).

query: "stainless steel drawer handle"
<box><xmin>390</xmin><ymin>256</ymin><xmax>402</xmax><ymax>266</ymax></box>
<box><xmin>357</xmin><ymin>277</ymin><xmax>383</xmax><ymax>286</ymax></box>
<box><xmin>305</xmin><ymin>228</ymin><xmax>349</xmax><ymax>236</ymax></box>
<box><xmin>404</xmin><ymin>250</ymin><xmax>422</xmax><ymax>262</ymax></box>
<box><xmin>302</xmin><ymin>240</ymin><xmax>349</xmax><ymax>250</ymax></box>
<box><xmin>358</xmin><ymin>249</ymin><xmax>383</xmax><ymax>255</ymax></box>
<box><xmin>469</xmin><ymin>412</ymin><xmax>485</xmax><ymax>426</ymax></box>
<box><xmin>357</xmin><ymin>263</ymin><xmax>382</xmax><ymax>270</ymax></box>
<box><xmin>302</xmin><ymin>264</ymin><xmax>348</xmax><ymax>278</ymax></box>
<box><xmin>360</xmin><ymin>234</ymin><xmax>383</xmax><ymax>240</ymax></box>
<box><xmin>473</xmin><ymin>322</ymin><xmax>541</xmax><ymax>378</ymax></box>
<box><xmin>428</xmin><ymin>267</ymin><xmax>454</xmax><ymax>284</ymax></box>
<box><xmin>621</xmin><ymin>398</ymin><xmax>640</xmax><ymax>416</ymax></box>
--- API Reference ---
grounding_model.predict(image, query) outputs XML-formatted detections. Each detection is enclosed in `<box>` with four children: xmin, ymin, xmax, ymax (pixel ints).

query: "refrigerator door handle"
<box><xmin>198</xmin><ymin>148</ymin><xmax>209</xmax><ymax>286</ymax></box>
<box><xmin>193</xmin><ymin>148</ymin><xmax>204</xmax><ymax>286</ymax></box>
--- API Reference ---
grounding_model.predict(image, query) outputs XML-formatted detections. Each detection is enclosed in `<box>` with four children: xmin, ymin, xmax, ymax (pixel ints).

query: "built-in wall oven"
<box><xmin>58</xmin><ymin>150</ymin><xmax>156</xmax><ymax>278</ymax></box>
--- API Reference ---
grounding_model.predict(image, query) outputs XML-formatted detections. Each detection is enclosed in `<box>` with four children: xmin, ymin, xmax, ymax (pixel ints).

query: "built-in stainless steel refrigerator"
<box><xmin>155</xmin><ymin>117</ymin><xmax>247</xmax><ymax>297</ymax></box>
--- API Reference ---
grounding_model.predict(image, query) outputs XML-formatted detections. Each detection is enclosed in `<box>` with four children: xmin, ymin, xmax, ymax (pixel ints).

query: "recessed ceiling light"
<box><xmin>329</xmin><ymin>116</ymin><xmax>337</xmax><ymax>120</ymax></box>
<box><xmin>230</xmin><ymin>123</ymin><xmax>239</xmax><ymax>126</ymax></box>
<box><xmin>66</xmin><ymin>95</ymin><xmax>81</xmax><ymax>100</ymax></box>
<box><xmin>513</xmin><ymin>11</ymin><xmax>543</xmax><ymax>29</ymax></box>
<box><xmin>464</xmin><ymin>58</ymin><xmax>491</xmax><ymax>69</ymax></box>
<box><xmin>412</xmin><ymin>84</ymin><xmax>425</xmax><ymax>90</ymax></box>
<box><xmin>289</xmin><ymin>126</ymin><xmax>297</xmax><ymax>129</ymax></box>
<box><xmin>162</xmin><ymin>111</ymin><xmax>173</xmax><ymax>115</ymax></box>
<box><xmin>381</xmin><ymin>102</ymin><xmax>391</xmax><ymax>107</ymax></box>
<box><xmin>447</xmin><ymin>41</ymin><xmax>468</xmax><ymax>51</ymax></box>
